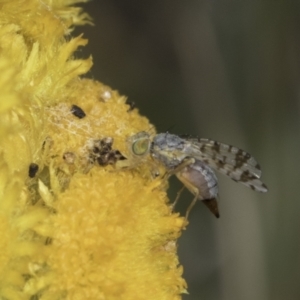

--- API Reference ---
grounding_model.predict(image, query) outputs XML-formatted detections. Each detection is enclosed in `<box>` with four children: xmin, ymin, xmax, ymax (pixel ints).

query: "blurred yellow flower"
<box><xmin>0</xmin><ymin>1</ymin><xmax>187</xmax><ymax>299</ymax></box>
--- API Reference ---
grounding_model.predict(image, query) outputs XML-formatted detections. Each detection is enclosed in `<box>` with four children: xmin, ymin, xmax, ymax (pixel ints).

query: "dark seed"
<box><xmin>71</xmin><ymin>105</ymin><xmax>86</xmax><ymax>119</ymax></box>
<box><xmin>29</xmin><ymin>163</ymin><xmax>39</xmax><ymax>178</ymax></box>
<box><xmin>45</xmin><ymin>237</ymin><xmax>52</xmax><ymax>245</ymax></box>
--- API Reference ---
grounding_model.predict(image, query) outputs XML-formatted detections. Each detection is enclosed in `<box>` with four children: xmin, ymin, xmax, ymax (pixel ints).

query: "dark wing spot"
<box><xmin>236</xmin><ymin>149</ymin><xmax>244</xmax><ymax>157</ymax></box>
<box><xmin>233</xmin><ymin>158</ymin><xmax>245</xmax><ymax>169</ymax></box>
<box><xmin>235</xmin><ymin>149</ymin><xmax>251</xmax><ymax>160</ymax></box>
<box><xmin>28</xmin><ymin>163</ymin><xmax>39</xmax><ymax>178</ymax></box>
<box><xmin>240</xmin><ymin>170</ymin><xmax>256</xmax><ymax>182</ymax></box>
<box><xmin>249</xmin><ymin>184</ymin><xmax>256</xmax><ymax>191</ymax></box>
<box><xmin>216</xmin><ymin>159</ymin><xmax>225</xmax><ymax>168</ymax></box>
<box><xmin>211</xmin><ymin>141</ymin><xmax>221</xmax><ymax>153</ymax></box>
<box><xmin>233</xmin><ymin>151</ymin><xmax>252</xmax><ymax>170</ymax></box>
<box><xmin>71</xmin><ymin>105</ymin><xmax>86</xmax><ymax>119</ymax></box>
<box><xmin>200</xmin><ymin>145</ymin><xmax>206</xmax><ymax>152</ymax></box>
<box><xmin>255</xmin><ymin>162</ymin><xmax>261</xmax><ymax>170</ymax></box>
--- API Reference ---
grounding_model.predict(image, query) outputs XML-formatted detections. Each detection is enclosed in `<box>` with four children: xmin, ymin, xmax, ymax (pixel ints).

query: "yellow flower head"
<box><xmin>0</xmin><ymin>1</ymin><xmax>187</xmax><ymax>299</ymax></box>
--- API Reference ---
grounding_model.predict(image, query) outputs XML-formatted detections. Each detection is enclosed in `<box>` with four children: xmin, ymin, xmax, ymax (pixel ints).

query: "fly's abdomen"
<box><xmin>176</xmin><ymin>160</ymin><xmax>218</xmax><ymax>200</ymax></box>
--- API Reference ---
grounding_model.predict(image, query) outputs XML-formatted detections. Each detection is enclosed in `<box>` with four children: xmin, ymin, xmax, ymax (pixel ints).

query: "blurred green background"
<box><xmin>75</xmin><ymin>1</ymin><xmax>300</xmax><ymax>299</ymax></box>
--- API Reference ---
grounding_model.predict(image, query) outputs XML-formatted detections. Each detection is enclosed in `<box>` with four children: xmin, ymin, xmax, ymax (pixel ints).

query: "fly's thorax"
<box><xmin>177</xmin><ymin>160</ymin><xmax>218</xmax><ymax>200</ymax></box>
<box><xmin>152</xmin><ymin>133</ymin><xmax>186</xmax><ymax>150</ymax></box>
<box><xmin>151</xmin><ymin>133</ymin><xmax>187</xmax><ymax>169</ymax></box>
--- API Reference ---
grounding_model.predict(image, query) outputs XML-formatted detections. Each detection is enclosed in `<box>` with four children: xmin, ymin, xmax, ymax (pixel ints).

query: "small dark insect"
<box><xmin>70</xmin><ymin>104</ymin><xmax>86</xmax><ymax>119</ymax></box>
<box><xmin>91</xmin><ymin>137</ymin><xmax>126</xmax><ymax>166</ymax></box>
<box><xmin>28</xmin><ymin>163</ymin><xmax>39</xmax><ymax>178</ymax></box>
<box><xmin>127</xmin><ymin>101</ymin><xmax>135</xmax><ymax>112</ymax></box>
<box><xmin>97</xmin><ymin>150</ymin><xmax>126</xmax><ymax>166</ymax></box>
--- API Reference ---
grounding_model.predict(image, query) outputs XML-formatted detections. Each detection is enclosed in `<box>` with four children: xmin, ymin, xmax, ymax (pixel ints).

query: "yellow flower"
<box><xmin>0</xmin><ymin>1</ymin><xmax>187</xmax><ymax>299</ymax></box>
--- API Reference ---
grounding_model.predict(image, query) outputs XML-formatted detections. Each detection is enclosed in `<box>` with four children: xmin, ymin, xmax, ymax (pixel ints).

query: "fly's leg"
<box><xmin>162</xmin><ymin>157</ymin><xmax>199</xmax><ymax>219</ymax></box>
<box><xmin>161</xmin><ymin>158</ymin><xmax>195</xmax><ymax>181</ymax></box>
<box><xmin>171</xmin><ymin>185</ymin><xmax>185</xmax><ymax>211</ymax></box>
<box><xmin>171</xmin><ymin>158</ymin><xmax>220</xmax><ymax>219</ymax></box>
<box><xmin>171</xmin><ymin>157</ymin><xmax>198</xmax><ymax>220</ymax></box>
<box><xmin>185</xmin><ymin>193</ymin><xmax>199</xmax><ymax>220</ymax></box>
<box><xmin>170</xmin><ymin>158</ymin><xmax>195</xmax><ymax>175</ymax></box>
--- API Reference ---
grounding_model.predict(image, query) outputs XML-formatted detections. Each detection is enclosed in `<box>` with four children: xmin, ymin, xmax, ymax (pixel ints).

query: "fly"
<box><xmin>127</xmin><ymin>132</ymin><xmax>268</xmax><ymax>218</ymax></box>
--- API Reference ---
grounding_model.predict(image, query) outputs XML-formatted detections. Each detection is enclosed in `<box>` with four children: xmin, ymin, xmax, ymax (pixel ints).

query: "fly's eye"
<box><xmin>132</xmin><ymin>138</ymin><xmax>150</xmax><ymax>156</ymax></box>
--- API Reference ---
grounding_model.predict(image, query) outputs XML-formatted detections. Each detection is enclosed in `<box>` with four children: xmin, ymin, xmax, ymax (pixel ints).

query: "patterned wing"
<box><xmin>185</xmin><ymin>138</ymin><xmax>268</xmax><ymax>192</ymax></box>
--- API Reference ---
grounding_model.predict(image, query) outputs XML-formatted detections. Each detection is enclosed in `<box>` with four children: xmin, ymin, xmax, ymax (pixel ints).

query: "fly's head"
<box><xmin>128</xmin><ymin>131</ymin><xmax>151</xmax><ymax>156</ymax></box>
<box><xmin>126</xmin><ymin>131</ymin><xmax>183</xmax><ymax>178</ymax></box>
<box><xmin>125</xmin><ymin>131</ymin><xmax>152</xmax><ymax>168</ymax></box>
